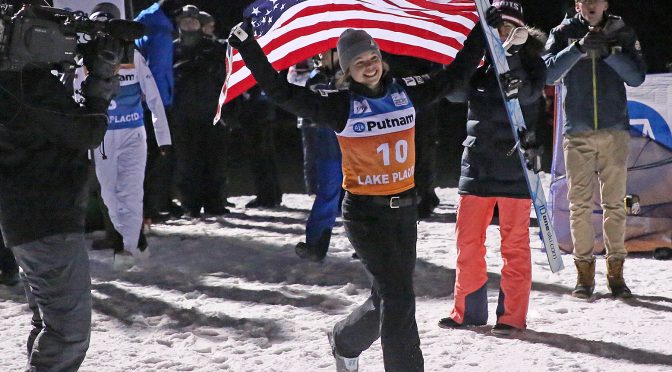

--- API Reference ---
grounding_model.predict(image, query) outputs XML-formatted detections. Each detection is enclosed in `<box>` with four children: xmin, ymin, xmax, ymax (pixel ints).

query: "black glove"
<box><xmin>578</xmin><ymin>30</ymin><xmax>611</xmax><ymax>58</ymax></box>
<box><xmin>82</xmin><ymin>75</ymin><xmax>120</xmax><ymax>112</ymax></box>
<box><xmin>228</xmin><ymin>18</ymin><xmax>254</xmax><ymax>49</ymax></box>
<box><xmin>485</xmin><ymin>6</ymin><xmax>503</xmax><ymax>29</ymax></box>
<box><xmin>159</xmin><ymin>145</ymin><xmax>172</xmax><ymax>156</ymax></box>
<box><xmin>500</xmin><ymin>72</ymin><xmax>523</xmax><ymax>100</ymax></box>
<box><xmin>612</xmin><ymin>29</ymin><xmax>634</xmax><ymax>53</ymax></box>
<box><xmin>518</xmin><ymin>129</ymin><xmax>543</xmax><ymax>173</ymax></box>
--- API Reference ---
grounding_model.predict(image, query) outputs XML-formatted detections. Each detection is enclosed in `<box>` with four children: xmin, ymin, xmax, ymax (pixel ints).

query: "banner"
<box><xmin>550</xmin><ymin>75</ymin><xmax>672</xmax><ymax>253</ymax></box>
<box><xmin>53</xmin><ymin>0</ymin><xmax>126</xmax><ymax>20</ymax></box>
<box><xmin>626</xmin><ymin>73</ymin><xmax>672</xmax><ymax>150</ymax></box>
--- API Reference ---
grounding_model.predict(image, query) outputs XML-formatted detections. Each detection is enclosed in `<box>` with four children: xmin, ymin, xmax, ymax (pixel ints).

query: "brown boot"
<box><xmin>607</xmin><ymin>258</ymin><xmax>633</xmax><ymax>298</ymax></box>
<box><xmin>572</xmin><ymin>259</ymin><xmax>595</xmax><ymax>299</ymax></box>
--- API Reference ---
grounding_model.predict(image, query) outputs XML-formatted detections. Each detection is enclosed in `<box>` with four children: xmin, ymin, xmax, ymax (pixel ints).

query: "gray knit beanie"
<box><xmin>337</xmin><ymin>29</ymin><xmax>381</xmax><ymax>73</ymax></box>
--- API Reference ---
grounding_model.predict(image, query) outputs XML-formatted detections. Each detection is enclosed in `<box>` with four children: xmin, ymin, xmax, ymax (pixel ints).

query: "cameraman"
<box><xmin>0</xmin><ymin>9</ymin><xmax>120</xmax><ymax>371</ymax></box>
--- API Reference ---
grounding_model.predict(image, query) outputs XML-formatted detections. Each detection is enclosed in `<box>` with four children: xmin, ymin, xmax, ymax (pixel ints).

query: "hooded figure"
<box><xmin>175</xmin><ymin>4</ymin><xmax>202</xmax><ymax>48</ymax></box>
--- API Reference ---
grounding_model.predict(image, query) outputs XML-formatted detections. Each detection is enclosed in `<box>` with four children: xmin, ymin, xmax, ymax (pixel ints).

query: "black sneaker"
<box><xmin>295</xmin><ymin>242</ymin><xmax>325</xmax><ymax>262</ymax></box>
<box><xmin>203</xmin><ymin>206</ymin><xmax>230</xmax><ymax>216</ymax></box>
<box><xmin>0</xmin><ymin>271</ymin><xmax>19</xmax><ymax>286</ymax></box>
<box><xmin>182</xmin><ymin>209</ymin><xmax>202</xmax><ymax>219</ymax></box>
<box><xmin>491</xmin><ymin>323</ymin><xmax>519</xmax><ymax>336</ymax></box>
<box><xmin>245</xmin><ymin>198</ymin><xmax>281</xmax><ymax>208</ymax></box>
<box><xmin>438</xmin><ymin>317</ymin><xmax>462</xmax><ymax>329</ymax></box>
<box><xmin>168</xmin><ymin>201</ymin><xmax>184</xmax><ymax>218</ymax></box>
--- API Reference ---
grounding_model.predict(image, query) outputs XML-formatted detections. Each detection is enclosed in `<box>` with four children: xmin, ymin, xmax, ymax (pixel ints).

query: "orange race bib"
<box><xmin>337</xmin><ymin>82</ymin><xmax>416</xmax><ymax>195</ymax></box>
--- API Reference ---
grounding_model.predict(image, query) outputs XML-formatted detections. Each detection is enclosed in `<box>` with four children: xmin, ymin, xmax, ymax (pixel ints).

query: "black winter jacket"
<box><xmin>173</xmin><ymin>36</ymin><xmax>228</xmax><ymax>124</ymax></box>
<box><xmin>452</xmin><ymin>28</ymin><xmax>547</xmax><ymax>198</ymax></box>
<box><xmin>544</xmin><ymin>14</ymin><xmax>646</xmax><ymax>134</ymax></box>
<box><xmin>0</xmin><ymin>67</ymin><xmax>108</xmax><ymax>247</ymax></box>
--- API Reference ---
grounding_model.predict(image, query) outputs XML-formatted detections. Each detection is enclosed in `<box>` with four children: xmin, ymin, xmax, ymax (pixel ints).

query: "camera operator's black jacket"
<box><xmin>0</xmin><ymin>67</ymin><xmax>108</xmax><ymax>247</ymax></box>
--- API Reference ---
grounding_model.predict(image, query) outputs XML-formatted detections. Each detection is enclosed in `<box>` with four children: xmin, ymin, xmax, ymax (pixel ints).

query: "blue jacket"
<box><xmin>544</xmin><ymin>14</ymin><xmax>646</xmax><ymax>134</ymax></box>
<box><xmin>135</xmin><ymin>3</ymin><xmax>174</xmax><ymax>107</ymax></box>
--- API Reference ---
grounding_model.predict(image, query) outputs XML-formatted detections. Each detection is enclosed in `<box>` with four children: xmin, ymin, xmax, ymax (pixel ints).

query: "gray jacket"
<box><xmin>543</xmin><ymin>14</ymin><xmax>646</xmax><ymax>135</ymax></box>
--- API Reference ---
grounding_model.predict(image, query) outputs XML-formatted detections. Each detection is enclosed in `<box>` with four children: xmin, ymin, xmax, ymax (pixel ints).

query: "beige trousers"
<box><xmin>563</xmin><ymin>129</ymin><xmax>629</xmax><ymax>261</ymax></box>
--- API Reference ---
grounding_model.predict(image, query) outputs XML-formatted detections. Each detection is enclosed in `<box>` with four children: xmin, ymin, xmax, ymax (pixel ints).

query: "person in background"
<box><xmin>135</xmin><ymin>0</ymin><xmax>185</xmax><ymax>225</ymax></box>
<box><xmin>544</xmin><ymin>0</ymin><xmax>646</xmax><ymax>299</ymax></box>
<box><xmin>238</xmin><ymin>86</ymin><xmax>284</xmax><ymax>208</ymax></box>
<box><xmin>291</xmin><ymin>50</ymin><xmax>345</xmax><ymax>262</ymax></box>
<box><xmin>172</xmin><ymin>5</ymin><xmax>230</xmax><ymax>217</ymax></box>
<box><xmin>198</xmin><ymin>10</ymin><xmax>217</xmax><ymax>40</ymax></box>
<box><xmin>287</xmin><ymin>59</ymin><xmax>319</xmax><ymax>197</ymax></box>
<box><xmin>437</xmin><ymin>0</ymin><xmax>547</xmax><ymax>336</ymax></box>
<box><xmin>75</xmin><ymin>3</ymin><xmax>171</xmax><ymax>268</ymax></box>
<box><xmin>228</xmin><ymin>5</ymin><xmax>488</xmax><ymax>367</ymax></box>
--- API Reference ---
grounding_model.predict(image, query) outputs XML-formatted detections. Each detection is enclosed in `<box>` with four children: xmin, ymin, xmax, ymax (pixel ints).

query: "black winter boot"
<box><xmin>295</xmin><ymin>230</ymin><xmax>331</xmax><ymax>262</ymax></box>
<box><xmin>572</xmin><ymin>259</ymin><xmax>595</xmax><ymax>299</ymax></box>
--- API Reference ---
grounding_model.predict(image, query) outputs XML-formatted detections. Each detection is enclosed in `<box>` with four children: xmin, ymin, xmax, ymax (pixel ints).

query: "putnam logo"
<box><xmin>365</xmin><ymin>114</ymin><xmax>415</xmax><ymax>131</ymax></box>
<box><xmin>352</xmin><ymin>122</ymin><xmax>366</xmax><ymax>133</ymax></box>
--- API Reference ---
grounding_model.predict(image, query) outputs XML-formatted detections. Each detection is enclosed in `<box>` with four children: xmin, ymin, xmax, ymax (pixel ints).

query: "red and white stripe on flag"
<box><xmin>214</xmin><ymin>0</ymin><xmax>478</xmax><ymax>123</ymax></box>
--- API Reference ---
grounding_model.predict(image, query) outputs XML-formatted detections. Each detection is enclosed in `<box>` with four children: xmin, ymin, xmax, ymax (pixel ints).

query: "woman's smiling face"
<box><xmin>349</xmin><ymin>51</ymin><xmax>383</xmax><ymax>90</ymax></box>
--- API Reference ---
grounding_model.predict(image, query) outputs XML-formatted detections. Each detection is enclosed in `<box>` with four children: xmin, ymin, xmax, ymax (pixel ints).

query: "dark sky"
<box><xmin>129</xmin><ymin>0</ymin><xmax>671</xmax><ymax>73</ymax></box>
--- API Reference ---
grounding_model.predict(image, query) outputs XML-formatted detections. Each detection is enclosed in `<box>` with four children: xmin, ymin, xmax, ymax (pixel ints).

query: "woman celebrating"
<box><xmin>227</xmin><ymin>11</ymin><xmax>496</xmax><ymax>371</ymax></box>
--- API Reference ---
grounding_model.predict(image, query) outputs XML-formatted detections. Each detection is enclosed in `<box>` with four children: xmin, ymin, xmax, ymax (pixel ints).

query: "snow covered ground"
<box><xmin>1</xmin><ymin>185</ymin><xmax>671</xmax><ymax>371</ymax></box>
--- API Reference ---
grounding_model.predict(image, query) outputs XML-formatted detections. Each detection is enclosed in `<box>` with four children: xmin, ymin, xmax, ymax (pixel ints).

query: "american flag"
<box><xmin>214</xmin><ymin>0</ymin><xmax>478</xmax><ymax>123</ymax></box>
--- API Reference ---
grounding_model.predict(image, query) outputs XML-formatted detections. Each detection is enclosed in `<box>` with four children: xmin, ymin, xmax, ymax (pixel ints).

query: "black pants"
<box><xmin>333</xmin><ymin>191</ymin><xmax>424</xmax><ymax>372</ymax></box>
<box><xmin>173</xmin><ymin>113</ymin><xmax>229</xmax><ymax>213</ymax></box>
<box><xmin>143</xmin><ymin>107</ymin><xmax>175</xmax><ymax>218</ymax></box>
<box><xmin>243</xmin><ymin>117</ymin><xmax>281</xmax><ymax>204</ymax></box>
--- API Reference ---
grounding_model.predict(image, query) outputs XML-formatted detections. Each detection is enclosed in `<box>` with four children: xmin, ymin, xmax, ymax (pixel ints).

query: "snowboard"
<box><xmin>474</xmin><ymin>0</ymin><xmax>564</xmax><ymax>272</ymax></box>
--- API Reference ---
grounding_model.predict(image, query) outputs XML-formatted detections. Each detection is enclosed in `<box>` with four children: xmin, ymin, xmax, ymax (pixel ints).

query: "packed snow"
<box><xmin>1</xmin><ymin>183</ymin><xmax>671</xmax><ymax>371</ymax></box>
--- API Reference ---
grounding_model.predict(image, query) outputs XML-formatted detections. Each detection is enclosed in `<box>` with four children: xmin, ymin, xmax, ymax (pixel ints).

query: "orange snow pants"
<box><xmin>449</xmin><ymin>195</ymin><xmax>532</xmax><ymax>329</ymax></box>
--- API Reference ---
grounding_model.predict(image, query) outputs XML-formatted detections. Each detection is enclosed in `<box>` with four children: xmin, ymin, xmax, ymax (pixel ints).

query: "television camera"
<box><xmin>0</xmin><ymin>2</ymin><xmax>145</xmax><ymax>76</ymax></box>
